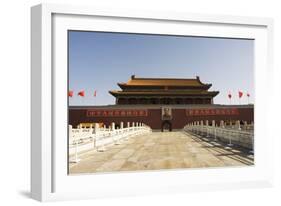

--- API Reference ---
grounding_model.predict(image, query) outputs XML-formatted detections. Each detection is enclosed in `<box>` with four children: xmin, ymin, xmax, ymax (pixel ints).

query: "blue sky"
<box><xmin>68</xmin><ymin>31</ymin><xmax>254</xmax><ymax>106</ymax></box>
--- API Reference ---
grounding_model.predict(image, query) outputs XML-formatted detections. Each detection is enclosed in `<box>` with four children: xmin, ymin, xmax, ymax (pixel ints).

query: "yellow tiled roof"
<box><xmin>119</xmin><ymin>76</ymin><xmax>210</xmax><ymax>87</ymax></box>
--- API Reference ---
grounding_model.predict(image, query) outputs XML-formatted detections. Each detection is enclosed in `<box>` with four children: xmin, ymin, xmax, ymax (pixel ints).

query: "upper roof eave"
<box><xmin>109</xmin><ymin>90</ymin><xmax>219</xmax><ymax>97</ymax></box>
<box><xmin>117</xmin><ymin>76</ymin><xmax>212</xmax><ymax>88</ymax></box>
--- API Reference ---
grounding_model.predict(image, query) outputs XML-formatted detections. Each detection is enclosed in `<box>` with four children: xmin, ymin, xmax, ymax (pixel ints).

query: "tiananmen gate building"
<box><xmin>69</xmin><ymin>76</ymin><xmax>254</xmax><ymax>131</ymax></box>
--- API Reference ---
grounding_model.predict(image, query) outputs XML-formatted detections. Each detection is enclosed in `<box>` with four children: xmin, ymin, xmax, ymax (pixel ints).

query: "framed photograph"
<box><xmin>31</xmin><ymin>3</ymin><xmax>274</xmax><ymax>201</ymax></box>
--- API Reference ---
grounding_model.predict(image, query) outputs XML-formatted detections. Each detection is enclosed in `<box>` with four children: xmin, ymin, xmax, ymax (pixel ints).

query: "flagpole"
<box><xmin>228</xmin><ymin>92</ymin><xmax>232</xmax><ymax>105</ymax></box>
<box><xmin>80</xmin><ymin>90</ymin><xmax>82</xmax><ymax>106</ymax></box>
<box><xmin>239</xmin><ymin>91</ymin><xmax>240</xmax><ymax>105</ymax></box>
<box><xmin>238</xmin><ymin>91</ymin><xmax>243</xmax><ymax>105</ymax></box>
<box><xmin>93</xmin><ymin>90</ymin><xmax>97</xmax><ymax>105</ymax></box>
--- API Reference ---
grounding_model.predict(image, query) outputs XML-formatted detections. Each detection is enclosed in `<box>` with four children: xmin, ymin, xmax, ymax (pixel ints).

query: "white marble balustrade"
<box><xmin>184</xmin><ymin>120</ymin><xmax>254</xmax><ymax>150</ymax></box>
<box><xmin>69</xmin><ymin>122</ymin><xmax>152</xmax><ymax>156</ymax></box>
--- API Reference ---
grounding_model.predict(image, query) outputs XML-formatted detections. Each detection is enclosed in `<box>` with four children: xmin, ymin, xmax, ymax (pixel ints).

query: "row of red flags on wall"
<box><xmin>68</xmin><ymin>90</ymin><xmax>97</xmax><ymax>97</ymax></box>
<box><xmin>68</xmin><ymin>90</ymin><xmax>250</xmax><ymax>101</ymax></box>
<box><xmin>227</xmin><ymin>91</ymin><xmax>250</xmax><ymax>99</ymax></box>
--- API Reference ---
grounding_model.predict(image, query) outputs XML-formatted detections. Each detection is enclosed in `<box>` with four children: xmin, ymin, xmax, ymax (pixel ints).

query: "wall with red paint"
<box><xmin>69</xmin><ymin>105</ymin><xmax>254</xmax><ymax>130</ymax></box>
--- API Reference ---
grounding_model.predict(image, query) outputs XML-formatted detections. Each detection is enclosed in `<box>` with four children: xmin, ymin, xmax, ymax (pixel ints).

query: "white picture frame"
<box><xmin>31</xmin><ymin>3</ymin><xmax>274</xmax><ymax>202</ymax></box>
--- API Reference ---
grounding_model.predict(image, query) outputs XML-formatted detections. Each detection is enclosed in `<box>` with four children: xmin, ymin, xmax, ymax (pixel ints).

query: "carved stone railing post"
<box><xmin>244</xmin><ymin>121</ymin><xmax>248</xmax><ymax>130</ymax></box>
<box><xmin>94</xmin><ymin>123</ymin><xmax>99</xmax><ymax>133</ymax></box>
<box><xmin>220</xmin><ymin>120</ymin><xmax>225</xmax><ymax>128</ymax></box>
<box><xmin>236</xmin><ymin>120</ymin><xmax>241</xmax><ymax>130</ymax></box>
<box><xmin>206</xmin><ymin>120</ymin><xmax>209</xmax><ymax>137</ymax></box>
<box><xmin>212</xmin><ymin>121</ymin><xmax>217</xmax><ymax>141</ymax></box>
<box><xmin>200</xmin><ymin>120</ymin><xmax>203</xmax><ymax>135</ymax></box>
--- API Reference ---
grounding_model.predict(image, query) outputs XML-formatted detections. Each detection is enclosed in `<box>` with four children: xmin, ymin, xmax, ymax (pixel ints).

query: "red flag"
<box><xmin>228</xmin><ymin>93</ymin><xmax>232</xmax><ymax>99</ymax></box>
<box><xmin>93</xmin><ymin>90</ymin><xmax>97</xmax><ymax>97</ymax></box>
<box><xmin>68</xmin><ymin>90</ymin><xmax>73</xmax><ymax>97</ymax></box>
<box><xmin>78</xmin><ymin>90</ymin><xmax>85</xmax><ymax>97</ymax></box>
<box><xmin>238</xmin><ymin>91</ymin><xmax>243</xmax><ymax>98</ymax></box>
<box><xmin>247</xmin><ymin>93</ymin><xmax>250</xmax><ymax>97</ymax></box>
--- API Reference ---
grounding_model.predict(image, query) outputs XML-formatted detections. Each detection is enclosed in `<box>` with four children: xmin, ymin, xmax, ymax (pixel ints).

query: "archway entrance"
<box><xmin>161</xmin><ymin>121</ymin><xmax>172</xmax><ymax>132</ymax></box>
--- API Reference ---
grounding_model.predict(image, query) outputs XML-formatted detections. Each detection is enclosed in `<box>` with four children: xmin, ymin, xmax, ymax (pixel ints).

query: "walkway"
<box><xmin>69</xmin><ymin>131</ymin><xmax>254</xmax><ymax>174</ymax></box>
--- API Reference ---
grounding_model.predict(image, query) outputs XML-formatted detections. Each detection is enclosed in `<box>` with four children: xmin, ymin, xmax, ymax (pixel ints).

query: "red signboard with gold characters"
<box><xmin>86</xmin><ymin>109</ymin><xmax>148</xmax><ymax>117</ymax></box>
<box><xmin>186</xmin><ymin>108</ymin><xmax>239</xmax><ymax>116</ymax></box>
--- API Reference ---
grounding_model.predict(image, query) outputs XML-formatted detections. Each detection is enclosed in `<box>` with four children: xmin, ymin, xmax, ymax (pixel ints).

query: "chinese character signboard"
<box><xmin>186</xmin><ymin>108</ymin><xmax>239</xmax><ymax>116</ymax></box>
<box><xmin>86</xmin><ymin>109</ymin><xmax>148</xmax><ymax>117</ymax></box>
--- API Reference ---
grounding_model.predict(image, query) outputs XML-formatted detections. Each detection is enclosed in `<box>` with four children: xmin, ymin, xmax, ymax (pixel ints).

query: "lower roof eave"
<box><xmin>109</xmin><ymin>93</ymin><xmax>219</xmax><ymax>98</ymax></box>
<box><xmin>69</xmin><ymin>104</ymin><xmax>254</xmax><ymax>110</ymax></box>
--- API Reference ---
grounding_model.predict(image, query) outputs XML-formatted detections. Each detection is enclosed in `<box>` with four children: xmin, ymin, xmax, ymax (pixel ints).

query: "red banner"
<box><xmin>86</xmin><ymin>109</ymin><xmax>148</xmax><ymax>117</ymax></box>
<box><xmin>186</xmin><ymin>108</ymin><xmax>239</xmax><ymax>116</ymax></box>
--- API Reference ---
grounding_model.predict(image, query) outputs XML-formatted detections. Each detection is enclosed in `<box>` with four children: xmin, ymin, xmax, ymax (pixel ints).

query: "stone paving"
<box><xmin>69</xmin><ymin>131</ymin><xmax>254</xmax><ymax>174</ymax></box>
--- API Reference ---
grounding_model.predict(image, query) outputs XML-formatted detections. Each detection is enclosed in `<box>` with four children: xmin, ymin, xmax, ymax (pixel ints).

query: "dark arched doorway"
<box><xmin>161</xmin><ymin>121</ymin><xmax>172</xmax><ymax>132</ymax></box>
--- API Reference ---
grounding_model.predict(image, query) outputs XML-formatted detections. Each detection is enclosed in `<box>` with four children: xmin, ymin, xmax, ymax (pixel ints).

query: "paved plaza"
<box><xmin>69</xmin><ymin>131</ymin><xmax>254</xmax><ymax>174</ymax></box>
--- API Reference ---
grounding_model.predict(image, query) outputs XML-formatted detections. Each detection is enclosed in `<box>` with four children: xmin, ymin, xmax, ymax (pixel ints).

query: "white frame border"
<box><xmin>31</xmin><ymin>3</ymin><xmax>274</xmax><ymax>202</ymax></box>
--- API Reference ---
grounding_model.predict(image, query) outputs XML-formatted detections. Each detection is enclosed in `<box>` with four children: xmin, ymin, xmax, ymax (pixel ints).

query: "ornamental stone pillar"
<box><xmin>244</xmin><ymin>121</ymin><xmax>248</xmax><ymax>130</ymax></box>
<box><xmin>236</xmin><ymin>120</ymin><xmax>241</xmax><ymax>130</ymax></box>
<box><xmin>94</xmin><ymin>123</ymin><xmax>99</xmax><ymax>133</ymax></box>
<box><xmin>111</xmin><ymin>122</ymin><xmax>115</xmax><ymax>131</ymax></box>
<box><xmin>120</xmin><ymin>122</ymin><xmax>124</xmax><ymax>129</ymax></box>
<box><xmin>220</xmin><ymin>120</ymin><xmax>224</xmax><ymax>128</ymax></box>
